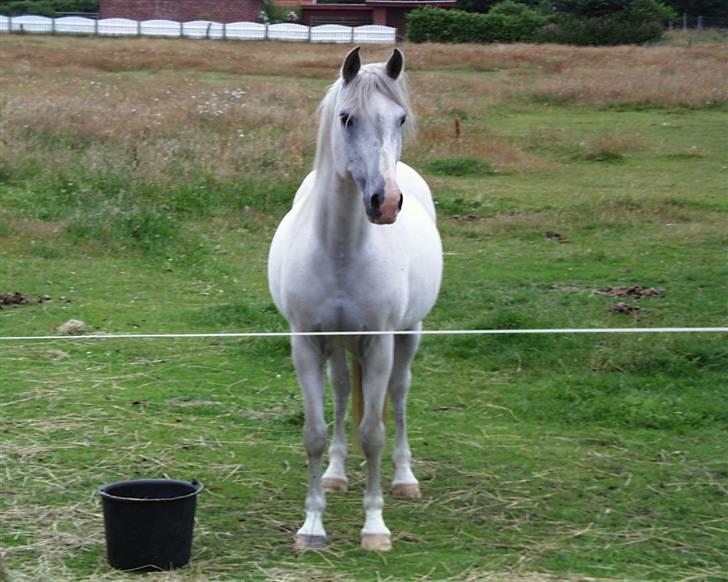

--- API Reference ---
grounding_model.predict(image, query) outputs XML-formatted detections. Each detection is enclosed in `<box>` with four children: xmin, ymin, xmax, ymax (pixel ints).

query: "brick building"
<box><xmin>99</xmin><ymin>0</ymin><xmax>264</xmax><ymax>23</ymax></box>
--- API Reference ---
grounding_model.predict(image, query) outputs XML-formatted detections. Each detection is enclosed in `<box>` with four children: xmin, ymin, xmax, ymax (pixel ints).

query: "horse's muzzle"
<box><xmin>367</xmin><ymin>192</ymin><xmax>402</xmax><ymax>225</ymax></box>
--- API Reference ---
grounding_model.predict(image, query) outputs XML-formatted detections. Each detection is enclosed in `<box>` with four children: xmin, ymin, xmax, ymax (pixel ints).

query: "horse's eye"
<box><xmin>340</xmin><ymin>113</ymin><xmax>354</xmax><ymax>128</ymax></box>
<box><xmin>399</xmin><ymin>115</ymin><xmax>407</xmax><ymax>126</ymax></box>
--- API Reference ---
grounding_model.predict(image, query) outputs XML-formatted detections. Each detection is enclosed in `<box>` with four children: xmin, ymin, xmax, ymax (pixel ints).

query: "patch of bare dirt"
<box><xmin>592</xmin><ymin>286</ymin><xmax>663</xmax><ymax>299</ymax></box>
<box><xmin>545</xmin><ymin>230</ymin><xmax>569</xmax><ymax>243</ymax></box>
<box><xmin>0</xmin><ymin>292</ymin><xmax>51</xmax><ymax>310</ymax></box>
<box><xmin>608</xmin><ymin>302</ymin><xmax>641</xmax><ymax>314</ymax></box>
<box><xmin>448</xmin><ymin>214</ymin><xmax>482</xmax><ymax>222</ymax></box>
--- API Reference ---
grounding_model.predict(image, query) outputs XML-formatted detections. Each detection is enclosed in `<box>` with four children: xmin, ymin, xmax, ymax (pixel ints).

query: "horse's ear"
<box><xmin>341</xmin><ymin>47</ymin><xmax>361</xmax><ymax>84</ymax></box>
<box><xmin>385</xmin><ymin>48</ymin><xmax>404</xmax><ymax>80</ymax></box>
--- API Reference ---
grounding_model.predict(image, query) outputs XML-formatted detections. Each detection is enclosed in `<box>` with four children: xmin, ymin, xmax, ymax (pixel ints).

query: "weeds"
<box><xmin>582</xmin><ymin>133</ymin><xmax>642</xmax><ymax>163</ymax></box>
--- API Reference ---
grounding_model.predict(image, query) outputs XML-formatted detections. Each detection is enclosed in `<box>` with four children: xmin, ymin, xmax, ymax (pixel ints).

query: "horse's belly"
<box><xmin>399</xmin><ymin>250</ymin><xmax>442</xmax><ymax>328</ymax></box>
<box><xmin>272</xmin><ymin>252</ymin><xmax>435</xmax><ymax>333</ymax></box>
<box><xmin>381</xmin><ymin>205</ymin><xmax>443</xmax><ymax>327</ymax></box>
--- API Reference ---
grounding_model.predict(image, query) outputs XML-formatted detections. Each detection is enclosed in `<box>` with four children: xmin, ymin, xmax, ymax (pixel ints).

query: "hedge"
<box><xmin>407</xmin><ymin>2</ymin><xmax>547</xmax><ymax>43</ymax></box>
<box><xmin>407</xmin><ymin>0</ymin><xmax>674</xmax><ymax>45</ymax></box>
<box><xmin>0</xmin><ymin>0</ymin><xmax>98</xmax><ymax>16</ymax></box>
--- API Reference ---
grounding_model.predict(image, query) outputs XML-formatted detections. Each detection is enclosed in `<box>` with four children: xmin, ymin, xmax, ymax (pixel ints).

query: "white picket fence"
<box><xmin>0</xmin><ymin>15</ymin><xmax>396</xmax><ymax>43</ymax></box>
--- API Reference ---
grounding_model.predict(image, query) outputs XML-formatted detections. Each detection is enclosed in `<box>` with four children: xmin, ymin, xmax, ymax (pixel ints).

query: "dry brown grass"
<box><xmin>1</xmin><ymin>36</ymin><xmax>726</xmax><ymax>186</ymax></box>
<box><xmin>3</xmin><ymin>37</ymin><xmax>726</xmax><ymax>104</ymax></box>
<box><xmin>410</xmin><ymin>119</ymin><xmax>545</xmax><ymax>173</ymax></box>
<box><xmin>407</xmin><ymin>43</ymin><xmax>728</xmax><ymax>107</ymax></box>
<box><xmin>0</xmin><ymin>37</ymin><xmax>337</xmax><ymax>78</ymax></box>
<box><xmin>1</xmin><ymin>67</ymin><xmax>317</xmax><ymax>182</ymax></box>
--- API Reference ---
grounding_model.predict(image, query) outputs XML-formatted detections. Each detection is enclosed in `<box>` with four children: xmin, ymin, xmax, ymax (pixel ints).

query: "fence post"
<box><xmin>682</xmin><ymin>12</ymin><xmax>687</xmax><ymax>31</ymax></box>
<box><xmin>94</xmin><ymin>17</ymin><xmax>98</xmax><ymax>36</ymax></box>
<box><xmin>697</xmin><ymin>15</ymin><xmax>703</xmax><ymax>30</ymax></box>
<box><xmin>137</xmin><ymin>19</ymin><xmax>141</xmax><ymax>36</ymax></box>
<box><xmin>223</xmin><ymin>21</ymin><xmax>227</xmax><ymax>40</ymax></box>
<box><xmin>265</xmin><ymin>23</ymin><xmax>269</xmax><ymax>40</ymax></box>
<box><xmin>350</xmin><ymin>26</ymin><xmax>354</xmax><ymax>44</ymax></box>
<box><xmin>179</xmin><ymin>21</ymin><xmax>183</xmax><ymax>38</ymax></box>
<box><xmin>206</xmin><ymin>22</ymin><xmax>212</xmax><ymax>39</ymax></box>
<box><xmin>307</xmin><ymin>24</ymin><xmax>311</xmax><ymax>42</ymax></box>
<box><xmin>51</xmin><ymin>17</ymin><xmax>56</xmax><ymax>34</ymax></box>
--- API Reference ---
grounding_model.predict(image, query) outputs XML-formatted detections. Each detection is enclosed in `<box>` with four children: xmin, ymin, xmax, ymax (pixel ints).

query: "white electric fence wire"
<box><xmin>0</xmin><ymin>327</ymin><xmax>726</xmax><ymax>342</ymax></box>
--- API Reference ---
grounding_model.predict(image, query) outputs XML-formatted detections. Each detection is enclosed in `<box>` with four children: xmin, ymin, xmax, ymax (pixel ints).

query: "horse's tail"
<box><xmin>351</xmin><ymin>356</ymin><xmax>387</xmax><ymax>455</ymax></box>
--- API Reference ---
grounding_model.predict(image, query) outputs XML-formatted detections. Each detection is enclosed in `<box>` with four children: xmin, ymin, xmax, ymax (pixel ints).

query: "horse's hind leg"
<box><xmin>390</xmin><ymin>328</ymin><xmax>422</xmax><ymax>498</ymax></box>
<box><xmin>322</xmin><ymin>349</ymin><xmax>349</xmax><ymax>492</ymax></box>
<box><xmin>291</xmin><ymin>335</ymin><xmax>328</xmax><ymax>550</ymax></box>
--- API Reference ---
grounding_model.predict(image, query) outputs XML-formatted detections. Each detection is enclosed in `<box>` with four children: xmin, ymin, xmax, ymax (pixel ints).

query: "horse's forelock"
<box><xmin>340</xmin><ymin>64</ymin><xmax>413</xmax><ymax>124</ymax></box>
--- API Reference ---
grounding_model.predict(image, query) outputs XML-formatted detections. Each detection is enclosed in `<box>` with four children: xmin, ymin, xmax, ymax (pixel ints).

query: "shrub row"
<box><xmin>408</xmin><ymin>3</ymin><xmax>547</xmax><ymax>44</ymax></box>
<box><xmin>0</xmin><ymin>0</ymin><xmax>98</xmax><ymax>16</ymax></box>
<box><xmin>407</xmin><ymin>0</ymin><xmax>675</xmax><ymax>45</ymax></box>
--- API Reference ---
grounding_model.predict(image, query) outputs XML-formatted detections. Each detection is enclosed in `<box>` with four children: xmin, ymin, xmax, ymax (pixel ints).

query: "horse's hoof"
<box><xmin>361</xmin><ymin>533</ymin><xmax>392</xmax><ymax>551</ymax></box>
<box><xmin>392</xmin><ymin>483</ymin><xmax>421</xmax><ymax>498</ymax></box>
<box><xmin>294</xmin><ymin>534</ymin><xmax>327</xmax><ymax>551</ymax></box>
<box><xmin>322</xmin><ymin>478</ymin><xmax>348</xmax><ymax>493</ymax></box>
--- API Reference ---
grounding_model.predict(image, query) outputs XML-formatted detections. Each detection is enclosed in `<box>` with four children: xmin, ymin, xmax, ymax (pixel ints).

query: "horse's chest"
<box><xmin>286</xmin><ymin>251</ymin><xmax>406</xmax><ymax>331</ymax></box>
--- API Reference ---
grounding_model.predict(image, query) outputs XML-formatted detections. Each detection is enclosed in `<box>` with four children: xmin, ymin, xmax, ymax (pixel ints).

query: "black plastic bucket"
<box><xmin>99</xmin><ymin>479</ymin><xmax>203</xmax><ymax>571</ymax></box>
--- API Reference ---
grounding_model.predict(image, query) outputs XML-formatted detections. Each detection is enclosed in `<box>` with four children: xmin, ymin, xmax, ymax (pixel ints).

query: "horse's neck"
<box><xmin>312</xmin><ymin>166</ymin><xmax>370</xmax><ymax>255</ymax></box>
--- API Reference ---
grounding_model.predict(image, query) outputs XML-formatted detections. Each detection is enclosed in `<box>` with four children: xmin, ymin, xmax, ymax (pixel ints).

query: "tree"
<box><xmin>550</xmin><ymin>0</ymin><xmax>630</xmax><ymax>17</ymax></box>
<box><xmin>456</xmin><ymin>0</ymin><xmax>499</xmax><ymax>14</ymax></box>
<box><xmin>662</xmin><ymin>0</ymin><xmax>728</xmax><ymax>19</ymax></box>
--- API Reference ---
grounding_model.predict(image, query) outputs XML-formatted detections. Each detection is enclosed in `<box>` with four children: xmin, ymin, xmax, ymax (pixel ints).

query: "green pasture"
<box><xmin>0</xmin><ymin>38</ymin><xmax>727</xmax><ymax>581</ymax></box>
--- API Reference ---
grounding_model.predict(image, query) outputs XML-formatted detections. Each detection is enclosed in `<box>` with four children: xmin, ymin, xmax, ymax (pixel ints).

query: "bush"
<box><xmin>542</xmin><ymin>0</ymin><xmax>675</xmax><ymax>45</ymax></box>
<box><xmin>488</xmin><ymin>1</ymin><xmax>550</xmax><ymax>41</ymax></box>
<box><xmin>0</xmin><ymin>0</ymin><xmax>98</xmax><ymax>16</ymax></box>
<box><xmin>261</xmin><ymin>0</ymin><xmax>297</xmax><ymax>23</ymax></box>
<box><xmin>408</xmin><ymin>3</ymin><xmax>548</xmax><ymax>43</ymax></box>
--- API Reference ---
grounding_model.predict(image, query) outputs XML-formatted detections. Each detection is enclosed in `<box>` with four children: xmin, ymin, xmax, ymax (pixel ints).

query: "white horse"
<box><xmin>268</xmin><ymin>47</ymin><xmax>442</xmax><ymax>552</ymax></box>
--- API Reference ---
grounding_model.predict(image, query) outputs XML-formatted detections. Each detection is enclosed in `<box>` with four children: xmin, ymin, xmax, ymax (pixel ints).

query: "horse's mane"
<box><xmin>314</xmin><ymin>62</ymin><xmax>414</xmax><ymax>176</ymax></box>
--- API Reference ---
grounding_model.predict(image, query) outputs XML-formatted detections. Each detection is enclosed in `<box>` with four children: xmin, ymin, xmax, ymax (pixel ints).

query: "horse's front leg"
<box><xmin>322</xmin><ymin>349</ymin><xmax>350</xmax><ymax>492</ymax></box>
<box><xmin>291</xmin><ymin>335</ymin><xmax>328</xmax><ymax>551</ymax></box>
<box><xmin>390</xmin><ymin>331</ymin><xmax>422</xmax><ymax>498</ymax></box>
<box><xmin>358</xmin><ymin>334</ymin><xmax>395</xmax><ymax>551</ymax></box>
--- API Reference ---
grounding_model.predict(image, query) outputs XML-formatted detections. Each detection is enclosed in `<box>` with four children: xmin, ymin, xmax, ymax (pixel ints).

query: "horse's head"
<box><xmin>329</xmin><ymin>47</ymin><xmax>411</xmax><ymax>225</ymax></box>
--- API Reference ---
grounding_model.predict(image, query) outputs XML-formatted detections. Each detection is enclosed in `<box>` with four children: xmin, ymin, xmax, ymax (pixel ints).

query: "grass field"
<box><xmin>1</xmin><ymin>35</ymin><xmax>727</xmax><ymax>581</ymax></box>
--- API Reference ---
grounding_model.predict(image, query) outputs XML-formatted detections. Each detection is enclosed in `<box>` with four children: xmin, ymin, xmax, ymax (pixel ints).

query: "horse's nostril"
<box><xmin>370</xmin><ymin>193</ymin><xmax>382</xmax><ymax>210</ymax></box>
<box><xmin>398</xmin><ymin>194</ymin><xmax>403</xmax><ymax>211</ymax></box>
